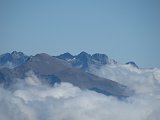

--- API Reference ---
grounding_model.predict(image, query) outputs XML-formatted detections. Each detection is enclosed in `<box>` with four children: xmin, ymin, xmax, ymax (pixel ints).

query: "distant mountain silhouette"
<box><xmin>0</xmin><ymin>51</ymin><xmax>138</xmax><ymax>70</ymax></box>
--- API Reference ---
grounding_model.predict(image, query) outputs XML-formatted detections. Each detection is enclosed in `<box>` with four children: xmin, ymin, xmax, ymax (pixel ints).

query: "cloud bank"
<box><xmin>90</xmin><ymin>64</ymin><xmax>160</xmax><ymax>95</ymax></box>
<box><xmin>0</xmin><ymin>70</ymin><xmax>160</xmax><ymax>120</ymax></box>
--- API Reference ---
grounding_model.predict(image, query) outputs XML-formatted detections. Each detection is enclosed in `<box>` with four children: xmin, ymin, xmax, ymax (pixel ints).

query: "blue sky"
<box><xmin>0</xmin><ymin>0</ymin><xmax>160</xmax><ymax>68</ymax></box>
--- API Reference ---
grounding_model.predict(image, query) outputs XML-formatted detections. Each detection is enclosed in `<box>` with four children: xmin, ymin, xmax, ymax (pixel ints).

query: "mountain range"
<box><xmin>0</xmin><ymin>51</ymin><xmax>135</xmax><ymax>98</ymax></box>
<box><xmin>0</xmin><ymin>51</ymin><xmax>138</xmax><ymax>70</ymax></box>
<box><xmin>56</xmin><ymin>51</ymin><xmax>117</xmax><ymax>71</ymax></box>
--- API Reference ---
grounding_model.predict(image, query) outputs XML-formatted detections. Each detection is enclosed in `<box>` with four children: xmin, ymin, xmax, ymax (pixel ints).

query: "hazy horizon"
<box><xmin>0</xmin><ymin>0</ymin><xmax>160</xmax><ymax>68</ymax></box>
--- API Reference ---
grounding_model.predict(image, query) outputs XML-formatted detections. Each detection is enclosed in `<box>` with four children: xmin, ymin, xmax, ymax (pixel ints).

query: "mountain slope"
<box><xmin>0</xmin><ymin>53</ymin><xmax>131</xmax><ymax>98</ymax></box>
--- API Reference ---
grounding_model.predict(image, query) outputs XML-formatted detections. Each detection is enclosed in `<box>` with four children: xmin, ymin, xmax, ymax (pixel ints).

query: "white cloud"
<box><xmin>90</xmin><ymin>64</ymin><xmax>160</xmax><ymax>95</ymax></box>
<box><xmin>0</xmin><ymin>70</ymin><xmax>160</xmax><ymax>120</ymax></box>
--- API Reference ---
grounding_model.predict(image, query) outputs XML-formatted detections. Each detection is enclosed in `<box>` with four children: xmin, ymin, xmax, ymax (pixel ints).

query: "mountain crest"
<box><xmin>11</xmin><ymin>51</ymin><xmax>24</xmax><ymax>57</ymax></box>
<box><xmin>91</xmin><ymin>53</ymin><xmax>109</xmax><ymax>64</ymax></box>
<box><xmin>57</xmin><ymin>52</ymin><xmax>117</xmax><ymax>71</ymax></box>
<box><xmin>0</xmin><ymin>51</ymin><xmax>29</xmax><ymax>68</ymax></box>
<box><xmin>126</xmin><ymin>61</ymin><xmax>139</xmax><ymax>68</ymax></box>
<box><xmin>56</xmin><ymin>52</ymin><xmax>74</xmax><ymax>60</ymax></box>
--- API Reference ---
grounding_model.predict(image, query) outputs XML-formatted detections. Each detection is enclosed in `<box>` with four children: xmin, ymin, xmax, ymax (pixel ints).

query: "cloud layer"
<box><xmin>0</xmin><ymin>69</ymin><xmax>160</xmax><ymax>120</ymax></box>
<box><xmin>90</xmin><ymin>64</ymin><xmax>160</xmax><ymax>95</ymax></box>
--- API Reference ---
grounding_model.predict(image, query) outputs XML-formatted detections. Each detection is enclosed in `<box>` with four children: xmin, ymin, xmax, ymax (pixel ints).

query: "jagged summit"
<box><xmin>0</xmin><ymin>51</ymin><xmax>138</xmax><ymax>70</ymax></box>
<box><xmin>11</xmin><ymin>51</ymin><xmax>25</xmax><ymax>57</ymax></box>
<box><xmin>126</xmin><ymin>61</ymin><xmax>139</xmax><ymax>68</ymax></box>
<box><xmin>0</xmin><ymin>51</ymin><xmax>29</xmax><ymax>68</ymax></box>
<box><xmin>56</xmin><ymin>51</ymin><xmax>117</xmax><ymax>71</ymax></box>
<box><xmin>77</xmin><ymin>51</ymin><xmax>91</xmax><ymax>57</ymax></box>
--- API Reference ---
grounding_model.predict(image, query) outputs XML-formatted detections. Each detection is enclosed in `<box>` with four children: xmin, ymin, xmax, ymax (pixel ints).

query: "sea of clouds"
<box><xmin>0</xmin><ymin>65</ymin><xmax>160</xmax><ymax>120</ymax></box>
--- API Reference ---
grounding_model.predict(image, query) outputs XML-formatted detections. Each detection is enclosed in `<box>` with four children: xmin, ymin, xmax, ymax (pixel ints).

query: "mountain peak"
<box><xmin>29</xmin><ymin>53</ymin><xmax>59</xmax><ymax>64</ymax></box>
<box><xmin>56</xmin><ymin>51</ymin><xmax>117</xmax><ymax>71</ymax></box>
<box><xmin>91</xmin><ymin>53</ymin><xmax>109</xmax><ymax>64</ymax></box>
<box><xmin>11</xmin><ymin>51</ymin><xmax>22</xmax><ymax>55</ymax></box>
<box><xmin>126</xmin><ymin>61</ymin><xmax>139</xmax><ymax>68</ymax></box>
<box><xmin>78</xmin><ymin>51</ymin><xmax>91</xmax><ymax>57</ymax></box>
<box><xmin>0</xmin><ymin>51</ymin><xmax>29</xmax><ymax>69</ymax></box>
<box><xmin>92</xmin><ymin>53</ymin><xmax>108</xmax><ymax>57</ymax></box>
<box><xmin>56</xmin><ymin>52</ymin><xmax>74</xmax><ymax>60</ymax></box>
<box><xmin>35</xmin><ymin>53</ymin><xmax>51</xmax><ymax>58</ymax></box>
<box><xmin>11</xmin><ymin>51</ymin><xmax>25</xmax><ymax>58</ymax></box>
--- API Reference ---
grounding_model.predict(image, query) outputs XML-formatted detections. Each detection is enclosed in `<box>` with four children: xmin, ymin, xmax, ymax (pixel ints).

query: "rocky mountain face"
<box><xmin>56</xmin><ymin>51</ymin><xmax>117</xmax><ymax>71</ymax></box>
<box><xmin>0</xmin><ymin>52</ymin><xmax>133</xmax><ymax>98</ymax></box>
<box><xmin>126</xmin><ymin>61</ymin><xmax>139</xmax><ymax>68</ymax></box>
<box><xmin>0</xmin><ymin>51</ymin><xmax>29</xmax><ymax>68</ymax></box>
<box><xmin>0</xmin><ymin>51</ymin><xmax>138</xmax><ymax>70</ymax></box>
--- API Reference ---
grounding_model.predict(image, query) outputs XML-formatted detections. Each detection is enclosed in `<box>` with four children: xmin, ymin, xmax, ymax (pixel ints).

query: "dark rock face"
<box><xmin>0</xmin><ymin>53</ymin><xmax>132</xmax><ymax>98</ymax></box>
<box><xmin>0</xmin><ymin>51</ymin><xmax>29</xmax><ymax>68</ymax></box>
<box><xmin>56</xmin><ymin>51</ymin><xmax>117</xmax><ymax>71</ymax></box>
<box><xmin>56</xmin><ymin>52</ymin><xmax>74</xmax><ymax>61</ymax></box>
<box><xmin>72</xmin><ymin>51</ymin><xmax>92</xmax><ymax>70</ymax></box>
<box><xmin>91</xmin><ymin>53</ymin><xmax>109</xmax><ymax>64</ymax></box>
<box><xmin>126</xmin><ymin>61</ymin><xmax>139</xmax><ymax>68</ymax></box>
<box><xmin>40</xmin><ymin>75</ymin><xmax>61</xmax><ymax>86</ymax></box>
